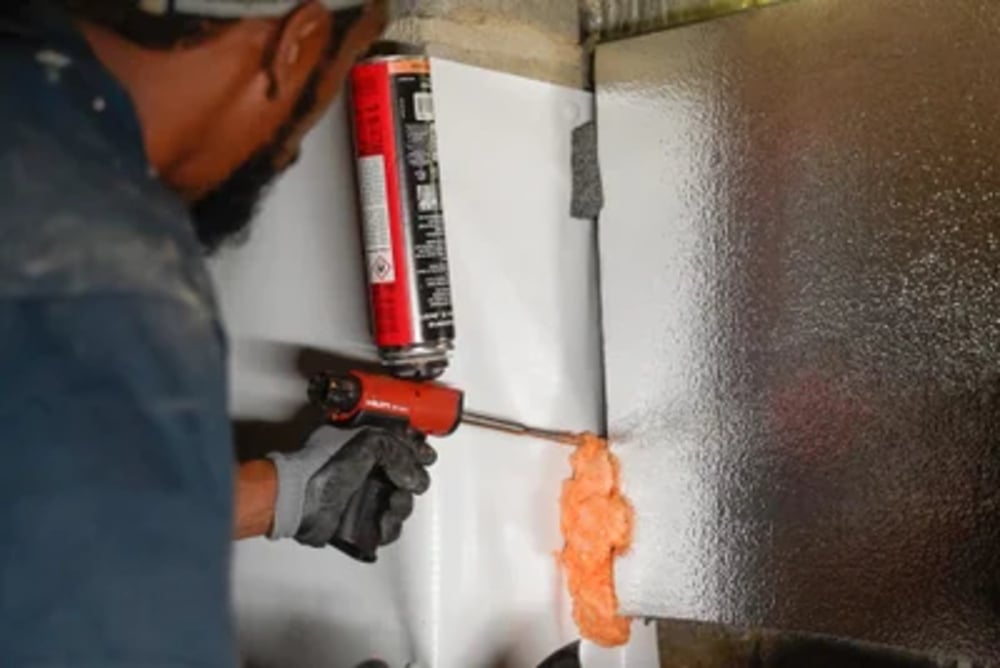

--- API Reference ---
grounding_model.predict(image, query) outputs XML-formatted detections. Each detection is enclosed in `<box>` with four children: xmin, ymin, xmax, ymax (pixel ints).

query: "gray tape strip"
<box><xmin>570</xmin><ymin>120</ymin><xmax>604</xmax><ymax>220</ymax></box>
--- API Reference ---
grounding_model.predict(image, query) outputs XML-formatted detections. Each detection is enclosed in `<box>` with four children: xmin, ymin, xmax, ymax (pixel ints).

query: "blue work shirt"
<box><xmin>0</xmin><ymin>3</ymin><xmax>235</xmax><ymax>666</ymax></box>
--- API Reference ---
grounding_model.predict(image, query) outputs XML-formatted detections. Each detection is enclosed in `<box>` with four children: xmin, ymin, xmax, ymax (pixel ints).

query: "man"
<box><xmin>0</xmin><ymin>1</ymin><xmax>435</xmax><ymax>665</ymax></box>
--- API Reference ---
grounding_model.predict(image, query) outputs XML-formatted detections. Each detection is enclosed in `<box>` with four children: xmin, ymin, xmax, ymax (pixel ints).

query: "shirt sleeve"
<box><xmin>0</xmin><ymin>294</ymin><xmax>235</xmax><ymax>667</ymax></box>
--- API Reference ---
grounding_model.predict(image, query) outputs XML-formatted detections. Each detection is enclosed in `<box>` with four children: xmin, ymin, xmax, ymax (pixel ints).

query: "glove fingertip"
<box><xmin>389</xmin><ymin>489</ymin><xmax>415</xmax><ymax>518</ymax></box>
<box><xmin>379</xmin><ymin>516</ymin><xmax>404</xmax><ymax>546</ymax></box>
<box><xmin>394</xmin><ymin>466</ymin><xmax>430</xmax><ymax>495</ymax></box>
<box><xmin>415</xmin><ymin>442</ymin><xmax>438</xmax><ymax>466</ymax></box>
<box><xmin>379</xmin><ymin>491</ymin><xmax>414</xmax><ymax>546</ymax></box>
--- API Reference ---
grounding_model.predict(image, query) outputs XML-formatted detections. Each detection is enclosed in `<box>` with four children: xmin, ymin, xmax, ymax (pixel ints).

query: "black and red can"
<box><xmin>349</xmin><ymin>52</ymin><xmax>455</xmax><ymax>379</ymax></box>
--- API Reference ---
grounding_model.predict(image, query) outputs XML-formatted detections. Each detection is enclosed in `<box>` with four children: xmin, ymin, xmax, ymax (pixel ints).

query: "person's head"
<box><xmin>67</xmin><ymin>0</ymin><xmax>387</xmax><ymax>252</ymax></box>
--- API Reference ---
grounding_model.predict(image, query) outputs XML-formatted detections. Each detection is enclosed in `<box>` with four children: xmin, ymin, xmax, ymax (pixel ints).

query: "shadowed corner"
<box><xmin>654</xmin><ymin>620</ymin><xmax>975</xmax><ymax>668</ymax></box>
<box><xmin>537</xmin><ymin>640</ymin><xmax>581</xmax><ymax>668</ymax></box>
<box><xmin>238</xmin><ymin>611</ymin><xmax>393</xmax><ymax>668</ymax></box>
<box><xmin>231</xmin><ymin>339</ymin><xmax>384</xmax><ymax>461</ymax></box>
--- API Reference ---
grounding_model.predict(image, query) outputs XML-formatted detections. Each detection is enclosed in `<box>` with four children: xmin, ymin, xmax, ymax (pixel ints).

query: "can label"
<box><xmin>350</xmin><ymin>57</ymin><xmax>455</xmax><ymax>349</ymax></box>
<box><xmin>357</xmin><ymin>155</ymin><xmax>395</xmax><ymax>284</ymax></box>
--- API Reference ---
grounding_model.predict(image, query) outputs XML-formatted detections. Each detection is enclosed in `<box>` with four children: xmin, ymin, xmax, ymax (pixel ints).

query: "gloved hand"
<box><xmin>268</xmin><ymin>426</ymin><xmax>436</xmax><ymax>548</ymax></box>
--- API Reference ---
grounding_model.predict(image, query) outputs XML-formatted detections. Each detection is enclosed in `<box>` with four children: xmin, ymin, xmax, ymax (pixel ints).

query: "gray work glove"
<box><xmin>268</xmin><ymin>426</ymin><xmax>436</xmax><ymax>548</ymax></box>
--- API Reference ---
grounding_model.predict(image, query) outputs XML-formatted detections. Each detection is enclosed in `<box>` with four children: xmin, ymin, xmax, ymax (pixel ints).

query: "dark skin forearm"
<box><xmin>234</xmin><ymin>460</ymin><xmax>277</xmax><ymax>540</ymax></box>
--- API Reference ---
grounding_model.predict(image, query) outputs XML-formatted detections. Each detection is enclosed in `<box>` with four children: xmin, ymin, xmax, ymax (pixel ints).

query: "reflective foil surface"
<box><xmin>596</xmin><ymin>0</ymin><xmax>1000</xmax><ymax>661</ymax></box>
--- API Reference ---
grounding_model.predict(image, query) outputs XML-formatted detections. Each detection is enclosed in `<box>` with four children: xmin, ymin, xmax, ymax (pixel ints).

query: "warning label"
<box><xmin>369</xmin><ymin>251</ymin><xmax>394</xmax><ymax>283</ymax></box>
<box><xmin>357</xmin><ymin>155</ymin><xmax>395</xmax><ymax>284</ymax></box>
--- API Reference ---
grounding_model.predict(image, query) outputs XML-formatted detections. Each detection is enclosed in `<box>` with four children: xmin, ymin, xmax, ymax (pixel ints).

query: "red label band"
<box><xmin>350</xmin><ymin>61</ymin><xmax>414</xmax><ymax>347</ymax></box>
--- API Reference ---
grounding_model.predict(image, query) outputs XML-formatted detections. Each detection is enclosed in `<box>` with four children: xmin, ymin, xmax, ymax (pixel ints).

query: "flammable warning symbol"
<box><xmin>368</xmin><ymin>252</ymin><xmax>395</xmax><ymax>284</ymax></box>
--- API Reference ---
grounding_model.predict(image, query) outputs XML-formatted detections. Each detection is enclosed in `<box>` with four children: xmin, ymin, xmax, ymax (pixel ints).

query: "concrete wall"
<box><xmin>386</xmin><ymin>0</ymin><xmax>585</xmax><ymax>87</ymax></box>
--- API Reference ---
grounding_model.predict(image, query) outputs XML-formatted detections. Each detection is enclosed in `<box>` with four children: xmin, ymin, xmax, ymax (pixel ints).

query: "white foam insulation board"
<box><xmin>211</xmin><ymin>58</ymin><xmax>657</xmax><ymax>668</ymax></box>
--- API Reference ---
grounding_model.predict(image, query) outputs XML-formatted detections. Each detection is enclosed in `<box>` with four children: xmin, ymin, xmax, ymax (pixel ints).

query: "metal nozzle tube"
<box><xmin>461</xmin><ymin>411</ymin><xmax>580</xmax><ymax>446</ymax></box>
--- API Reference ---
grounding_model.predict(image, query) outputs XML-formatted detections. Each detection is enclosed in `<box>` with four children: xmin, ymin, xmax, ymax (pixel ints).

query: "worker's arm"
<box><xmin>233</xmin><ymin>427</ymin><xmax>437</xmax><ymax>547</ymax></box>
<box><xmin>0</xmin><ymin>295</ymin><xmax>235</xmax><ymax>666</ymax></box>
<box><xmin>235</xmin><ymin>460</ymin><xmax>278</xmax><ymax>539</ymax></box>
